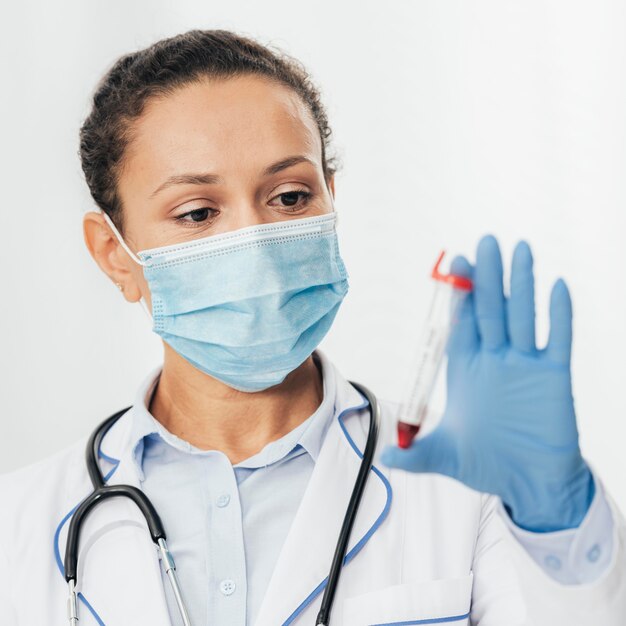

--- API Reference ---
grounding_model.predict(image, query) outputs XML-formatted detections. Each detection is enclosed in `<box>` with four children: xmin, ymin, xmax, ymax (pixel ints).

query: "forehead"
<box><xmin>121</xmin><ymin>75</ymin><xmax>322</xmax><ymax>186</ymax></box>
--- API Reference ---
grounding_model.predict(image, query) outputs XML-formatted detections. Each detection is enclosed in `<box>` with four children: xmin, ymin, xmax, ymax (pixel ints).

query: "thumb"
<box><xmin>380</xmin><ymin>428</ymin><xmax>457</xmax><ymax>477</ymax></box>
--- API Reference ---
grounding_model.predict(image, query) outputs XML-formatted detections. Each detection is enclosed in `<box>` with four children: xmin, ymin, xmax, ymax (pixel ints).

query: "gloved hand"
<box><xmin>381</xmin><ymin>235</ymin><xmax>595</xmax><ymax>532</ymax></box>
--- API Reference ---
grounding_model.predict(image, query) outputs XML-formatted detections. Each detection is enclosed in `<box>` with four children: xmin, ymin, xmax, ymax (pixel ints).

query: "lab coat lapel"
<box><xmin>253</xmin><ymin>373</ymin><xmax>393</xmax><ymax>626</ymax></box>
<box><xmin>54</xmin><ymin>409</ymin><xmax>171</xmax><ymax>626</ymax></box>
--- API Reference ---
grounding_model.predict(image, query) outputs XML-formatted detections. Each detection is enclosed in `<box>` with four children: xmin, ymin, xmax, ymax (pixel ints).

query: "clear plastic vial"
<box><xmin>396</xmin><ymin>251</ymin><xmax>473</xmax><ymax>449</ymax></box>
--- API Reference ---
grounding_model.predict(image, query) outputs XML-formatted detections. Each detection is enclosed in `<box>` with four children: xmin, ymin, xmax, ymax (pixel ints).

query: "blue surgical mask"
<box><xmin>101</xmin><ymin>211</ymin><xmax>349</xmax><ymax>392</ymax></box>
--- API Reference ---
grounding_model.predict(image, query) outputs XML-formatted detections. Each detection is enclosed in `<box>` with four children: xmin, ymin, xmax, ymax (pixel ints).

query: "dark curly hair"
<box><xmin>79</xmin><ymin>29</ymin><xmax>341</xmax><ymax>233</ymax></box>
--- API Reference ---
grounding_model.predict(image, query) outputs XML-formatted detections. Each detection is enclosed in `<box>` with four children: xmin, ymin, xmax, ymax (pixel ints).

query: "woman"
<box><xmin>0</xmin><ymin>29</ymin><xmax>624</xmax><ymax>626</ymax></box>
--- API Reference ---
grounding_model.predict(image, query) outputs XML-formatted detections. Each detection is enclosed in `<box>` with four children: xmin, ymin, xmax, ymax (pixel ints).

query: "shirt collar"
<box><xmin>129</xmin><ymin>348</ymin><xmax>337</xmax><ymax>481</ymax></box>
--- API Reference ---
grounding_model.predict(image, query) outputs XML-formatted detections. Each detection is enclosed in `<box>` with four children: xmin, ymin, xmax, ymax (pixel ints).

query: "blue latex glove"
<box><xmin>381</xmin><ymin>235</ymin><xmax>595</xmax><ymax>532</ymax></box>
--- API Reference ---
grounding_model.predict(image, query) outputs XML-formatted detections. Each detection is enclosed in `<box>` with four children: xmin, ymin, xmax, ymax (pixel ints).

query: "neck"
<box><xmin>148</xmin><ymin>347</ymin><xmax>324</xmax><ymax>464</ymax></box>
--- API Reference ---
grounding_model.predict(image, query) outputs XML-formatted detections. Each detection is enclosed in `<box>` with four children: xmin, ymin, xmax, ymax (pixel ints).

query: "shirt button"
<box><xmin>216</xmin><ymin>494</ymin><xmax>231</xmax><ymax>508</ymax></box>
<box><xmin>219</xmin><ymin>579</ymin><xmax>236</xmax><ymax>595</ymax></box>
<box><xmin>587</xmin><ymin>543</ymin><xmax>602</xmax><ymax>563</ymax></box>
<box><xmin>544</xmin><ymin>555</ymin><xmax>562</xmax><ymax>570</ymax></box>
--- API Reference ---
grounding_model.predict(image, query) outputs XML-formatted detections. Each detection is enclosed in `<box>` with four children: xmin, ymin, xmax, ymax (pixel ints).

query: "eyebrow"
<box><xmin>149</xmin><ymin>155</ymin><xmax>316</xmax><ymax>199</ymax></box>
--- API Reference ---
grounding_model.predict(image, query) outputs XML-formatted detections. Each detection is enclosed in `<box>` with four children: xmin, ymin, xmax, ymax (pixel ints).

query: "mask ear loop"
<box><xmin>98</xmin><ymin>209</ymin><xmax>153</xmax><ymax>322</ymax></box>
<box><xmin>329</xmin><ymin>200</ymin><xmax>338</xmax><ymax>226</ymax></box>
<box><xmin>99</xmin><ymin>210</ymin><xmax>146</xmax><ymax>267</ymax></box>
<box><xmin>138</xmin><ymin>296</ymin><xmax>153</xmax><ymax>322</ymax></box>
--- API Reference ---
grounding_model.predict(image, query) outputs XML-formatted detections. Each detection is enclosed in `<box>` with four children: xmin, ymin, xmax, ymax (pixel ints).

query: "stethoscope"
<box><xmin>64</xmin><ymin>380</ymin><xmax>380</xmax><ymax>626</ymax></box>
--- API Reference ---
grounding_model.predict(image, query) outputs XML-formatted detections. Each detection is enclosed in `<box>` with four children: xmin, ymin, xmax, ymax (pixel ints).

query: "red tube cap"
<box><xmin>431</xmin><ymin>250</ymin><xmax>473</xmax><ymax>291</ymax></box>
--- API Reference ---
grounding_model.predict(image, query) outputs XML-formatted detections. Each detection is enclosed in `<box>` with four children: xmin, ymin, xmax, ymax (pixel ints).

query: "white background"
<box><xmin>1</xmin><ymin>1</ymin><xmax>625</xmax><ymax>511</ymax></box>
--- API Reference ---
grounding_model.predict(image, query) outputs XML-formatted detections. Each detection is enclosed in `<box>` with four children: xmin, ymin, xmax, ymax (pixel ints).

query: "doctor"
<box><xmin>0</xmin><ymin>28</ymin><xmax>624</xmax><ymax>626</ymax></box>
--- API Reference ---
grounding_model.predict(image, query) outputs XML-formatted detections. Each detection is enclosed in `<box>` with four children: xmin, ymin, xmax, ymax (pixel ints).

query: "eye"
<box><xmin>175</xmin><ymin>207</ymin><xmax>218</xmax><ymax>224</ymax></box>
<box><xmin>269</xmin><ymin>189</ymin><xmax>313</xmax><ymax>211</ymax></box>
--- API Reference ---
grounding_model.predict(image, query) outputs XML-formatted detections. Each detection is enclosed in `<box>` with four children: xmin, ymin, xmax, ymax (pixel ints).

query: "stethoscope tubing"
<box><xmin>315</xmin><ymin>380</ymin><xmax>380</xmax><ymax>625</ymax></box>
<box><xmin>63</xmin><ymin>380</ymin><xmax>379</xmax><ymax>626</ymax></box>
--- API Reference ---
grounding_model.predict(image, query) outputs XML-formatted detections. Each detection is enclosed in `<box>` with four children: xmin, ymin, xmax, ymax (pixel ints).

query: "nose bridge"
<box><xmin>227</xmin><ymin>183</ymin><xmax>305</xmax><ymax>230</ymax></box>
<box><xmin>230</xmin><ymin>201</ymin><xmax>271</xmax><ymax>230</ymax></box>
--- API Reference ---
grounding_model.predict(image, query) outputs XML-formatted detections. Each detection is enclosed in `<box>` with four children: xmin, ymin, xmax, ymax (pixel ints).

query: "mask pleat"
<box><xmin>140</xmin><ymin>213</ymin><xmax>349</xmax><ymax>391</ymax></box>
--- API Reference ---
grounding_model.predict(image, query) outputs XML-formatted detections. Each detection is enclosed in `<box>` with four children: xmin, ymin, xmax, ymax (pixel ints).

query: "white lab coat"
<box><xmin>0</xmin><ymin>358</ymin><xmax>625</xmax><ymax>625</ymax></box>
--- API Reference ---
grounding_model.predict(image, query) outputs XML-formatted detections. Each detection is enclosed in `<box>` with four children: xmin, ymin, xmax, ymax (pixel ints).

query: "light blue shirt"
<box><xmin>129</xmin><ymin>350</ymin><xmax>336</xmax><ymax>626</ymax></box>
<box><xmin>128</xmin><ymin>349</ymin><xmax>615</xmax><ymax>625</ymax></box>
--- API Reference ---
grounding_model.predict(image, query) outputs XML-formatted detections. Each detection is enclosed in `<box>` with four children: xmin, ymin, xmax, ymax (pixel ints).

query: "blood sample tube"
<box><xmin>396</xmin><ymin>250</ymin><xmax>473</xmax><ymax>449</ymax></box>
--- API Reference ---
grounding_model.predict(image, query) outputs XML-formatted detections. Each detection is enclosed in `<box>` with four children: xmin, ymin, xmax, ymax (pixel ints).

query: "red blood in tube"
<box><xmin>397</xmin><ymin>421</ymin><xmax>421</xmax><ymax>449</ymax></box>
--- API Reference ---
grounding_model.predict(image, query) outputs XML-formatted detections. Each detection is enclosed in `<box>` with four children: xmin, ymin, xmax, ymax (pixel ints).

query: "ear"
<box><xmin>83</xmin><ymin>211</ymin><xmax>143</xmax><ymax>303</ymax></box>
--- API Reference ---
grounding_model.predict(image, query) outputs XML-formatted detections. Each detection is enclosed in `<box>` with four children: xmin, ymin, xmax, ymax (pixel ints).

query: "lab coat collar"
<box><xmin>53</xmin><ymin>349</ymin><xmax>392</xmax><ymax>626</ymax></box>
<box><xmin>253</xmin><ymin>352</ymin><xmax>393</xmax><ymax>626</ymax></box>
<box><xmin>53</xmin><ymin>402</ymin><xmax>172</xmax><ymax>626</ymax></box>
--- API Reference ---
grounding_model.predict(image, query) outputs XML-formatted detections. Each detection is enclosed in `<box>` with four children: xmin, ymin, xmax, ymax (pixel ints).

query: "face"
<box><xmin>84</xmin><ymin>74</ymin><xmax>336</xmax><ymax>306</ymax></box>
